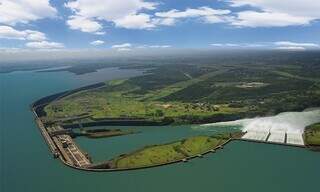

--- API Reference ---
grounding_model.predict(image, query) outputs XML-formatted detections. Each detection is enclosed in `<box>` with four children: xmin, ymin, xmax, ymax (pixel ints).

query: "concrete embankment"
<box><xmin>34</xmin><ymin>112</ymin><xmax>59</xmax><ymax>158</ymax></box>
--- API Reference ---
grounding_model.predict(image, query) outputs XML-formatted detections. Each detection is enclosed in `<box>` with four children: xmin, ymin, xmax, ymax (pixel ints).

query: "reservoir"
<box><xmin>1</xmin><ymin>67</ymin><xmax>320</xmax><ymax>192</ymax></box>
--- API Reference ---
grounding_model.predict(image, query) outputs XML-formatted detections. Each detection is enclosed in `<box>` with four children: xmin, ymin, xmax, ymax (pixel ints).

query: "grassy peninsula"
<box><xmin>107</xmin><ymin>135</ymin><xmax>229</xmax><ymax>169</ymax></box>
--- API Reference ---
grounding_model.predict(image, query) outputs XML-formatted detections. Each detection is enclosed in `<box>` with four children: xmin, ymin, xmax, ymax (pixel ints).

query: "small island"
<box><xmin>79</xmin><ymin>128</ymin><xmax>136</xmax><ymax>139</ymax></box>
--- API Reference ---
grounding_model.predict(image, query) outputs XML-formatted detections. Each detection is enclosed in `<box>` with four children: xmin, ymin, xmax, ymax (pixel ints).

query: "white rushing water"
<box><xmin>200</xmin><ymin>109</ymin><xmax>320</xmax><ymax>134</ymax></box>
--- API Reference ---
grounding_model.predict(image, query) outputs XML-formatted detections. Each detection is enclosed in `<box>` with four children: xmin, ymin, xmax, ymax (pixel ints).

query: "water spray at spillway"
<box><xmin>201</xmin><ymin>109</ymin><xmax>320</xmax><ymax>134</ymax></box>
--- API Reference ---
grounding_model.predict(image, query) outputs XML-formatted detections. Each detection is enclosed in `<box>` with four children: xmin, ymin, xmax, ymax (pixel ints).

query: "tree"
<box><xmin>155</xmin><ymin>109</ymin><xmax>164</xmax><ymax>117</ymax></box>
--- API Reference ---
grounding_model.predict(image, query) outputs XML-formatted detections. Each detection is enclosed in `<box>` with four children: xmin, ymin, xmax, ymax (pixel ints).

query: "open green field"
<box><xmin>43</xmin><ymin>59</ymin><xmax>320</xmax><ymax>125</ymax></box>
<box><xmin>108</xmin><ymin>135</ymin><xmax>228</xmax><ymax>169</ymax></box>
<box><xmin>305</xmin><ymin>123</ymin><xmax>320</xmax><ymax>146</ymax></box>
<box><xmin>83</xmin><ymin>129</ymin><xmax>135</xmax><ymax>139</ymax></box>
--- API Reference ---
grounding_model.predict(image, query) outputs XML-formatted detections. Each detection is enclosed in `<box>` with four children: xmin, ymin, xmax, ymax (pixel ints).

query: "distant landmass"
<box><xmin>41</xmin><ymin>51</ymin><xmax>320</xmax><ymax>125</ymax></box>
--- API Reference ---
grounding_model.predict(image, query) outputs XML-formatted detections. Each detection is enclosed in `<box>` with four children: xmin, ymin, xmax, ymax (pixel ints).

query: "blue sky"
<box><xmin>0</xmin><ymin>0</ymin><xmax>320</xmax><ymax>51</ymax></box>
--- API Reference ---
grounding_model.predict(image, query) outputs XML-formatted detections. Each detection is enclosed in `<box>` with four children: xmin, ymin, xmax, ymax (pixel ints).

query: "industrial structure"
<box><xmin>241</xmin><ymin>130</ymin><xmax>304</xmax><ymax>146</ymax></box>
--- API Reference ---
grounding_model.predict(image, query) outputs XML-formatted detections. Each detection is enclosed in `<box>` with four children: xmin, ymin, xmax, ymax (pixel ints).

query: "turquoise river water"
<box><xmin>1</xmin><ymin>67</ymin><xmax>320</xmax><ymax>192</ymax></box>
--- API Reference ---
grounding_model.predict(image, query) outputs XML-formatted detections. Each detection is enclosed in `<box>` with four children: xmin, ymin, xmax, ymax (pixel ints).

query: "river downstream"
<box><xmin>1</xmin><ymin>67</ymin><xmax>320</xmax><ymax>192</ymax></box>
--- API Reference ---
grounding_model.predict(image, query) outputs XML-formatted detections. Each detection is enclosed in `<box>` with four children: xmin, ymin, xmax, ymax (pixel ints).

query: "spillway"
<box><xmin>201</xmin><ymin>109</ymin><xmax>320</xmax><ymax>147</ymax></box>
<box><xmin>286</xmin><ymin>132</ymin><xmax>304</xmax><ymax>146</ymax></box>
<box><xmin>241</xmin><ymin>131</ymin><xmax>304</xmax><ymax>146</ymax></box>
<box><xmin>242</xmin><ymin>131</ymin><xmax>269</xmax><ymax>141</ymax></box>
<box><xmin>267</xmin><ymin>131</ymin><xmax>286</xmax><ymax>143</ymax></box>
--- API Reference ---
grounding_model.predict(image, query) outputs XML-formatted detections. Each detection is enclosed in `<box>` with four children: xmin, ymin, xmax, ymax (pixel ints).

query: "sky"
<box><xmin>0</xmin><ymin>0</ymin><xmax>320</xmax><ymax>52</ymax></box>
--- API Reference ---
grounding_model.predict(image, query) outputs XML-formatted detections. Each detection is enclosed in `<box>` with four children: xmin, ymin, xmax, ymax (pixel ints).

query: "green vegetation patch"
<box><xmin>43</xmin><ymin>62</ymin><xmax>320</xmax><ymax>125</ymax></box>
<box><xmin>305</xmin><ymin>123</ymin><xmax>320</xmax><ymax>146</ymax></box>
<box><xmin>83</xmin><ymin>129</ymin><xmax>135</xmax><ymax>139</ymax></box>
<box><xmin>43</xmin><ymin>66</ymin><xmax>247</xmax><ymax>124</ymax></box>
<box><xmin>108</xmin><ymin>136</ymin><xmax>228</xmax><ymax>169</ymax></box>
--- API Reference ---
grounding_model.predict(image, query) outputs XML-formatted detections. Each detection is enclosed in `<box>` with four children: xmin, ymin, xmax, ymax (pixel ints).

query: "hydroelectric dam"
<box><xmin>241</xmin><ymin>130</ymin><xmax>304</xmax><ymax>146</ymax></box>
<box><xmin>201</xmin><ymin>109</ymin><xmax>320</xmax><ymax>147</ymax></box>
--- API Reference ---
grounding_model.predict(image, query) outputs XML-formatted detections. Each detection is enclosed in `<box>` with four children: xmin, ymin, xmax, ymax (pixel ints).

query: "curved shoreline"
<box><xmin>32</xmin><ymin>80</ymin><xmax>316</xmax><ymax>128</ymax></box>
<box><xmin>63</xmin><ymin>141</ymin><xmax>229</xmax><ymax>172</ymax></box>
<box><xmin>31</xmin><ymin>81</ymin><xmax>174</xmax><ymax>127</ymax></box>
<box><xmin>31</xmin><ymin>82</ymin><xmax>106</xmax><ymax>117</ymax></box>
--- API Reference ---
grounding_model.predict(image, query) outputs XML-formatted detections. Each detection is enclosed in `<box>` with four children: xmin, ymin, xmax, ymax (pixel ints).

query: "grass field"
<box><xmin>83</xmin><ymin>129</ymin><xmax>135</xmax><ymax>139</ymax></box>
<box><xmin>43</xmin><ymin>62</ymin><xmax>320</xmax><ymax>125</ymax></box>
<box><xmin>44</xmin><ymin>73</ymin><xmax>248</xmax><ymax>124</ymax></box>
<box><xmin>305</xmin><ymin>123</ymin><xmax>320</xmax><ymax>146</ymax></box>
<box><xmin>108</xmin><ymin>136</ymin><xmax>228</xmax><ymax>169</ymax></box>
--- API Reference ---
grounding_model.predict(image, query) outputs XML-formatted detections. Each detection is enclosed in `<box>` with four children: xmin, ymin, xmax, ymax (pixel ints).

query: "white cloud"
<box><xmin>117</xmin><ymin>48</ymin><xmax>132</xmax><ymax>51</ymax></box>
<box><xmin>228</xmin><ymin>0</ymin><xmax>320</xmax><ymax>27</ymax></box>
<box><xmin>95</xmin><ymin>31</ymin><xmax>106</xmax><ymax>35</ymax></box>
<box><xmin>25</xmin><ymin>41</ymin><xmax>64</xmax><ymax>49</ymax></box>
<box><xmin>0</xmin><ymin>25</ymin><xmax>47</xmax><ymax>41</ymax></box>
<box><xmin>137</xmin><ymin>44</ymin><xmax>171</xmax><ymax>48</ymax></box>
<box><xmin>67</xmin><ymin>15</ymin><xmax>103</xmax><ymax>34</ymax></box>
<box><xmin>225</xmin><ymin>43</ymin><xmax>239</xmax><ymax>47</ymax></box>
<box><xmin>65</xmin><ymin>0</ymin><xmax>157</xmax><ymax>30</ymax></box>
<box><xmin>204</xmin><ymin>15</ymin><xmax>233</xmax><ymax>24</ymax></box>
<box><xmin>274</xmin><ymin>41</ymin><xmax>319</xmax><ymax>51</ymax></box>
<box><xmin>63</xmin><ymin>0</ymin><xmax>320</xmax><ymax>30</ymax></box>
<box><xmin>152</xmin><ymin>17</ymin><xmax>176</xmax><ymax>26</ymax></box>
<box><xmin>111</xmin><ymin>43</ymin><xmax>132</xmax><ymax>48</ymax></box>
<box><xmin>209</xmin><ymin>41</ymin><xmax>320</xmax><ymax>50</ymax></box>
<box><xmin>274</xmin><ymin>41</ymin><xmax>319</xmax><ymax>48</ymax></box>
<box><xmin>232</xmin><ymin>11</ymin><xmax>311</xmax><ymax>27</ymax></box>
<box><xmin>25</xmin><ymin>30</ymin><xmax>47</xmax><ymax>41</ymax></box>
<box><xmin>149</xmin><ymin>45</ymin><xmax>171</xmax><ymax>48</ymax></box>
<box><xmin>0</xmin><ymin>26</ymin><xmax>26</xmax><ymax>40</ymax></box>
<box><xmin>275</xmin><ymin>46</ymin><xmax>306</xmax><ymax>51</ymax></box>
<box><xmin>228</xmin><ymin>0</ymin><xmax>320</xmax><ymax>17</ymax></box>
<box><xmin>211</xmin><ymin>43</ymin><xmax>267</xmax><ymax>48</ymax></box>
<box><xmin>0</xmin><ymin>25</ymin><xmax>63</xmax><ymax>49</ymax></box>
<box><xmin>90</xmin><ymin>40</ymin><xmax>104</xmax><ymax>46</ymax></box>
<box><xmin>0</xmin><ymin>0</ymin><xmax>57</xmax><ymax>25</ymax></box>
<box><xmin>210</xmin><ymin>43</ymin><xmax>224</xmax><ymax>47</ymax></box>
<box><xmin>155</xmin><ymin>7</ymin><xmax>231</xmax><ymax>25</ymax></box>
<box><xmin>65</xmin><ymin>0</ymin><xmax>156</xmax><ymax>20</ymax></box>
<box><xmin>210</xmin><ymin>43</ymin><xmax>242</xmax><ymax>47</ymax></box>
<box><xmin>114</xmin><ymin>13</ymin><xmax>155</xmax><ymax>29</ymax></box>
<box><xmin>156</xmin><ymin>7</ymin><xmax>230</xmax><ymax>18</ymax></box>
